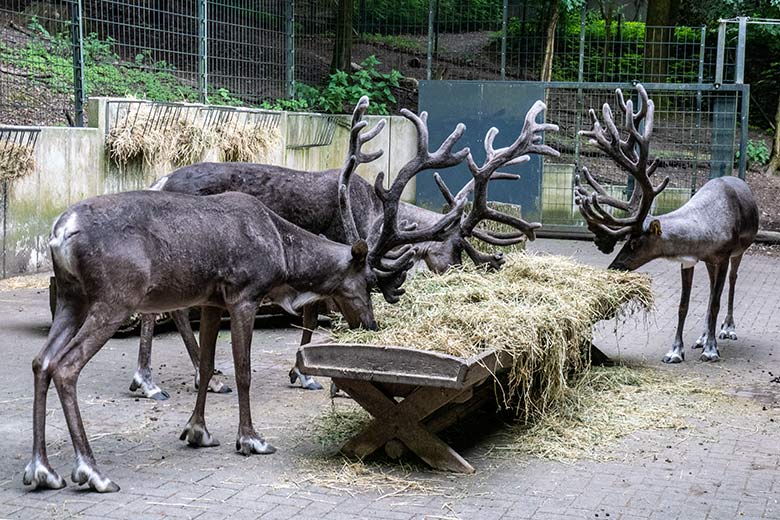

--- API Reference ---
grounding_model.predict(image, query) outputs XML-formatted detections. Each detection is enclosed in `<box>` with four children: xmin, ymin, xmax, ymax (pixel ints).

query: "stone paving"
<box><xmin>0</xmin><ymin>239</ymin><xmax>778</xmax><ymax>520</ymax></box>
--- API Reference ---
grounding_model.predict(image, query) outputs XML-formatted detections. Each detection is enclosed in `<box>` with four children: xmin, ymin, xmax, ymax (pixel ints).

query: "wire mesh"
<box><xmin>541</xmin><ymin>84</ymin><xmax>744</xmax><ymax>228</ymax></box>
<box><xmin>0</xmin><ymin>0</ymin><xmax>77</xmax><ymax>126</ymax></box>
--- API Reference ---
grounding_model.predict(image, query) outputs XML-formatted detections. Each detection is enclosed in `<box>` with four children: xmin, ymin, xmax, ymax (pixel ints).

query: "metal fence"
<box><xmin>541</xmin><ymin>82</ymin><xmax>748</xmax><ymax>231</ymax></box>
<box><xmin>0</xmin><ymin>1</ymin><xmax>745</xmax><ymax>127</ymax></box>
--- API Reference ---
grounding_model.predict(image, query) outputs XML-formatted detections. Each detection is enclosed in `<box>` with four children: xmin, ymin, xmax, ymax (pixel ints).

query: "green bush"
<box><xmin>737</xmin><ymin>139</ymin><xmax>770</xmax><ymax>166</ymax></box>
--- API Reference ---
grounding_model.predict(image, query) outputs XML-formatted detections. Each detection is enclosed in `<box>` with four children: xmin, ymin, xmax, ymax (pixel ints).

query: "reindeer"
<box><xmin>24</xmin><ymin>97</ymin><xmax>470</xmax><ymax>493</ymax></box>
<box><xmin>130</xmin><ymin>101</ymin><xmax>559</xmax><ymax>397</ymax></box>
<box><xmin>574</xmin><ymin>84</ymin><xmax>759</xmax><ymax>364</ymax></box>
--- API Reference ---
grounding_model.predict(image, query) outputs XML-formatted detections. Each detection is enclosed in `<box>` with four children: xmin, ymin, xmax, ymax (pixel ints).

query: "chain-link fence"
<box><xmin>0</xmin><ymin>1</ymin><xmax>744</xmax><ymax>127</ymax></box>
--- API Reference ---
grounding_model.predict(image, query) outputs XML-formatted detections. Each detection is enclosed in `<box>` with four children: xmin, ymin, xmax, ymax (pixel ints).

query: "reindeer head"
<box><xmin>574</xmin><ymin>84</ymin><xmax>670</xmax><ymax>271</ymax></box>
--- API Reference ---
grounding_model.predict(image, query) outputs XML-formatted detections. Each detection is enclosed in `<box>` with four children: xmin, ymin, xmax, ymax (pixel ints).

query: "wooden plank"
<box><xmin>297</xmin><ymin>344</ymin><xmax>469</xmax><ymax>388</ymax></box>
<box><xmin>461</xmin><ymin>349</ymin><xmax>513</xmax><ymax>387</ymax></box>
<box><xmin>334</xmin><ymin>378</ymin><xmax>475</xmax><ymax>473</ymax></box>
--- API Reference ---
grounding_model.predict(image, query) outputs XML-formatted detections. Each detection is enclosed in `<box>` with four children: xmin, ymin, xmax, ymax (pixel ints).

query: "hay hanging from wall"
<box><xmin>332</xmin><ymin>252</ymin><xmax>653</xmax><ymax>419</ymax></box>
<box><xmin>106</xmin><ymin>103</ymin><xmax>282</xmax><ymax>167</ymax></box>
<box><xmin>218</xmin><ymin>125</ymin><xmax>281</xmax><ymax>163</ymax></box>
<box><xmin>0</xmin><ymin>143</ymin><xmax>36</xmax><ymax>183</ymax></box>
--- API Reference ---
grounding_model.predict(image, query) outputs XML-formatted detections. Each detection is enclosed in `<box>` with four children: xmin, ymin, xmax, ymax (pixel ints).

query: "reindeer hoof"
<box><xmin>71</xmin><ymin>460</ymin><xmax>120</xmax><ymax>493</ymax></box>
<box><xmin>236</xmin><ymin>435</ymin><xmax>276</xmax><ymax>456</ymax></box>
<box><xmin>23</xmin><ymin>459</ymin><xmax>66</xmax><ymax>490</ymax></box>
<box><xmin>130</xmin><ymin>373</ymin><xmax>170</xmax><ymax>400</ymax></box>
<box><xmin>719</xmin><ymin>330</ymin><xmax>738</xmax><ymax>341</ymax></box>
<box><xmin>208</xmin><ymin>380</ymin><xmax>232</xmax><ymax>394</ymax></box>
<box><xmin>180</xmin><ymin>421</ymin><xmax>220</xmax><ymax>448</ymax></box>
<box><xmin>662</xmin><ymin>351</ymin><xmax>684</xmax><ymax>364</ymax></box>
<box><xmin>700</xmin><ymin>351</ymin><xmax>720</xmax><ymax>362</ymax></box>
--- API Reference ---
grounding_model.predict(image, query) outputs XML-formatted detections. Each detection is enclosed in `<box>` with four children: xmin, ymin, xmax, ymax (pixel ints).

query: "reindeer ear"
<box><xmin>648</xmin><ymin>219</ymin><xmax>662</xmax><ymax>236</ymax></box>
<box><xmin>351</xmin><ymin>239</ymin><xmax>369</xmax><ymax>264</ymax></box>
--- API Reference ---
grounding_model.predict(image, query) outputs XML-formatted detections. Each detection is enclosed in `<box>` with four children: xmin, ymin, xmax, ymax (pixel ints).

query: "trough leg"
<box><xmin>334</xmin><ymin>378</ymin><xmax>474</xmax><ymax>473</ymax></box>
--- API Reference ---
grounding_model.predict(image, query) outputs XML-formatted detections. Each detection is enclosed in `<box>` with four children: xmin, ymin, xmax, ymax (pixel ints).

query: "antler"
<box><xmin>337</xmin><ymin>97</ymin><xmax>470</xmax><ymax>303</ymax></box>
<box><xmin>575</xmin><ymin>84</ymin><xmax>670</xmax><ymax>241</ymax></box>
<box><xmin>338</xmin><ymin>96</ymin><xmax>386</xmax><ymax>244</ymax></box>
<box><xmin>367</xmin><ymin>107</ymin><xmax>471</xmax><ymax>265</ymax></box>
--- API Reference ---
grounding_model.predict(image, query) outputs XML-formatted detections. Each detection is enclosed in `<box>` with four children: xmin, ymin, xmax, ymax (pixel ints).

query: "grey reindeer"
<box><xmin>24</xmin><ymin>96</ymin><xmax>469</xmax><ymax>493</ymax></box>
<box><xmin>130</xmin><ymin>100</ymin><xmax>559</xmax><ymax>398</ymax></box>
<box><xmin>575</xmin><ymin>84</ymin><xmax>759</xmax><ymax>364</ymax></box>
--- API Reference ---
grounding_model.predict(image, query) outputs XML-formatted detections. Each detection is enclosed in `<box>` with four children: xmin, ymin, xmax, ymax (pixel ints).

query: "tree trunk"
<box><xmin>766</xmin><ymin>91</ymin><xmax>780</xmax><ymax>176</ymax></box>
<box><xmin>541</xmin><ymin>2</ymin><xmax>560</xmax><ymax>82</ymax></box>
<box><xmin>330</xmin><ymin>0</ymin><xmax>354</xmax><ymax>74</ymax></box>
<box><xmin>645</xmin><ymin>0</ymin><xmax>673</xmax><ymax>82</ymax></box>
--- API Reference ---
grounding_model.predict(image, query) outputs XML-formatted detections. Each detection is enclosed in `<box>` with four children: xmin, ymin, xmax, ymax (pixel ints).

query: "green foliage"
<box><xmin>359</xmin><ymin>33</ymin><xmax>422</xmax><ymax>53</ymax></box>
<box><xmin>0</xmin><ymin>30</ymin><xmax>244</xmax><ymax>106</ymax></box>
<box><xmin>737</xmin><ymin>139</ymin><xmax>770</xmax><ymax>166</ymax></box>
<box><xmin>262</xmin><ymin>56</ymin><xmax>401</xmax><ymax>115</ymax></box>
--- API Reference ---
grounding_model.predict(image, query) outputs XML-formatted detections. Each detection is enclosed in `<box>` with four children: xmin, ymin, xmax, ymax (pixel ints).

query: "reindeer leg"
<box><xmin>700</xmin><ymin>261</ymin><xmax>729</xmax><ymax>362</ymax></box>
<box><xmin>24</xmin><ymin>296</ymin><xmax>85</xmax><ymax>491</ymax></box>
<box><xmin>52</xmin><ymin>304</ymin><xmax>131</xmax><ymax>493</ymax></box>
<box><xmin>719</xmin><ymin>254</ymin><xmax>742</xmax><ymax>341</ymax></box>
<box><xmin>129</xmin><ymin>314</ymin><xmax>170</xmax><ymax>400</ymax></box>
<box><xmin>692</xmin><ymin>264</ymin><xmax>715</xmax><ymax>348</ymax></box>
<box><xmin>230</xmin><ymin>302</ymin><xmax>276</xmax><ymax>455</ymax></box>
<box><xmin>171</xmin><ymin>309</ymin><xmax>232</xmax><ymax>394</ymax></box>
<box><xmin>180</xmin><ymin>307</ymin><xmax>221</xmax><ymax>448</ymax></box>
<box><xmin>289</xmin><ymin>302</ymin><xmax>323</xmax><ymax>390</ymax></box>
<box><xmin>664</xmin><ymin>266</ymin><xmax>694</xmax><ymax>364</ymax></box>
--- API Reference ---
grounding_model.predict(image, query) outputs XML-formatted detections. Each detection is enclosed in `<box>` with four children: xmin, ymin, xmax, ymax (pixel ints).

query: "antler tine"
<box><xmin>338</xmin><ymin>96</ymin><xmax>387</xmax><ymax>244</ymax></box>
<box><xmin>459</xmin><ymin>100</ymin><xmax>558</xmax><ymax>243</ymax></box>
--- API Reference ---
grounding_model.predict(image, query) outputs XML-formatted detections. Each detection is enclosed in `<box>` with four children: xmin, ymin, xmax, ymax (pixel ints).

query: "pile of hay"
<box><xmin>333</xmin><ymin>252</ymin><xmax>653</xmax><ymax>418</ymax></box>
<box><xmin>0</xmin><ymin>143</ymin><xmax>36</xmax><ymax>183</ymax></box>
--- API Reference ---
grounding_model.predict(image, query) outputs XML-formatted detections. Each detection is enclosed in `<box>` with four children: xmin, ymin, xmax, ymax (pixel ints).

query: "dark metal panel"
<box><xmin>418</xmin><ymin>81</ymin><xmax>546</xmax><ymax>221</ymax></box>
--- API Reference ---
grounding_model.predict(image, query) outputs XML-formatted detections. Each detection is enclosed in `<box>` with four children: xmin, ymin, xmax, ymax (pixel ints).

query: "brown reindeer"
<box><xmin>575</xmin><ymin>84</ymin><xmax>759</xmax><ymax>363</ymax></box>
<box><xmin>23</xmin><ymin>97</ymin><xmax>468</xmax><ymax>493</ymax></box>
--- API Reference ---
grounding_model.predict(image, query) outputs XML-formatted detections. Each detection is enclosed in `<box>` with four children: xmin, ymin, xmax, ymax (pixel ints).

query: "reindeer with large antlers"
<box><xmin>25</xmin><ymin>97</ymin><xmax>470</xmax><ymax>493</ymax></box>
<box><xmin>128</xmin><ymin>100</ymin><xmax>558</xmax><ymax>398</ymax></box>
<box><xmin>575</xmin><ymin>84</ymin><xmax>758</xmax><ymax>363</ymax></box>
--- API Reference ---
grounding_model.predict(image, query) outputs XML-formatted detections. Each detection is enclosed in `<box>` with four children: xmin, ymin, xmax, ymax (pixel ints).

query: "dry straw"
<box><xmin>333</xmin><ymin>252</ymin><xmax>654</xmax><ymax>419</ymax></box>
<box><xmin>0</xmin><ymin>142</ymin><xmax>36</xmax><ymax>183</ymax></box>
<box><xmin>106</xmin><ymin>104</ymin><xmax>281</xmax><ymax>167</ymax></box>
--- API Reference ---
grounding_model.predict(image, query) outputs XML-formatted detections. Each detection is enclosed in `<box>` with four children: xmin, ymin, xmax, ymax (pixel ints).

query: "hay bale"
<box><xmin>0</xmin><ymin>143</ymin><xmax>35</xmax><ymax>183</ymax></box>
<box><xmin>332</xmin><ymin>252</ymin><xmax>653</xmax><ymax>418</ymax></box>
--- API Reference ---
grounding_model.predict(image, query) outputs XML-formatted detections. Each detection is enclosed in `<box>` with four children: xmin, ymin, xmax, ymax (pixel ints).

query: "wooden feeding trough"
<box><xmin>296</xmin><ymin>343</ymin><xmax>516</xmax><ymax>473</ymax></box>
<box><xmin>297</xmin><ymin>341</ymin><xmax>613</xmax><ymax>473</ymax></box>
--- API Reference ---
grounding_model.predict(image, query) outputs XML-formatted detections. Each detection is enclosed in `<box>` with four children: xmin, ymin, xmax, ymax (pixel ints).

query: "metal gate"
<box><xmin>418</xmin><ymin>80</ymin><xmax>749</xmax><ymax>234</ymax></box>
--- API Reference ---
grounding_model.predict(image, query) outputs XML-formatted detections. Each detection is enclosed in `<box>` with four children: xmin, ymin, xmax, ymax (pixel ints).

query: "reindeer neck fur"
<box><xmin>268</xmin><ymin>211</ymin><xmax>355</xmax><ymax>297</ymax></box>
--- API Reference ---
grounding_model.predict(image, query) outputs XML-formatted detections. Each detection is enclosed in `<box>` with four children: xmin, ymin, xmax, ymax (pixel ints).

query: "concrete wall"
<box><xmin>0</xmin><ymin>98</ymin><xmax>420</xmax><ymax>278</ymax></box>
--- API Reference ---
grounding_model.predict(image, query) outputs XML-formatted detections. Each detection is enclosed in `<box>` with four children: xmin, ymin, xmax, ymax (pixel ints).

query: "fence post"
<box><xmin>735</xmin><ymin>16</ymin><xmax>747</xmax><ymax>84</ymax></box>
<box><xmin>715</xmin><ymin>20</ymin><xmax>726</xmax><ymax>85</ymax></box>
<box><xmin>285</xmin><ymin>0</ymin><xmax>295</xmax><ymax>98</ymax></box>
<box><xmin>198</xmin><ymin>0</ymin><xmax>208</xmax><ymax>103</ymax></box>
<box><xmin>426</xmin><ymin>0</ymin><xmax>435</xmax><ymax>80</ymax></box>
<box><xmin>693</xmin><ymin>26</ymin><xmax>706</xmax><ymax>194</ymax></box>
<box><xmin>574</xmin><ymin>3</ymin><xmax>586</xmax><ymax>165</ymax></box>
<box><xmin>500</xmin><ymin>0</ymin><xmax>508</xmax><ymax>80</ymax></box>
<box><xmin>738</xmin><ymin>86</ymin><xmax>749</xmax><ymax>179</ymax></box>
<box><xmin>71</xmin><ymin>0</ymin><xmax>85</xmax><ymax>126</ymax></box>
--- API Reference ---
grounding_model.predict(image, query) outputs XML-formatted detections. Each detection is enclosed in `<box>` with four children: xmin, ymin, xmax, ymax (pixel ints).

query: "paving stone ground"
<box><xmin>0</xmin><ymin>239</ymin><xmax>778</xmax><ymax>520</ymax></box>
